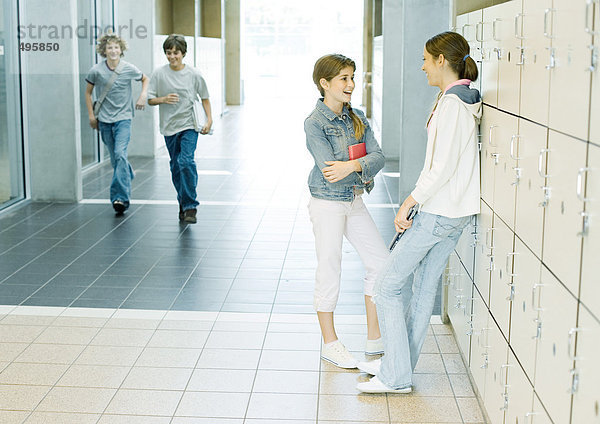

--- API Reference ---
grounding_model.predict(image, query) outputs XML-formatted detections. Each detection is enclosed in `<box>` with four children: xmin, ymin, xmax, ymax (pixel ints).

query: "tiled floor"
<box><xmin>0</xmin><ymin>101</ymin><xmax>485</xmax><ymax>423</ymax></box>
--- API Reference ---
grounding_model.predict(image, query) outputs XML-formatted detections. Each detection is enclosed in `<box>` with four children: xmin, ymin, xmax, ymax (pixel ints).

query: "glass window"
<box><xmin>0</xmin><ymin>0</ymin><xmax>25</xmax><ymax>209</ymax></box>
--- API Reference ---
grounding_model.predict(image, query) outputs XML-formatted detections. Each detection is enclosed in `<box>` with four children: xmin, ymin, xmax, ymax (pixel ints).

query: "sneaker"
<box><xmin>357</xmin><ymin>358</ymin><xmax>381</xmax><ymax>375</ymax></box>
<box><xmin>112</xmin><ymin>200</ymin><xmax>127</xmax><ymax>215</ymax></box>
<box><xmin>183</xmin><ymin>208</ymin><xmax>197</xmax><ymax>224</ymax></box>
<box><xmin>321</xmin><ymin>340</ymin><xmax>358</xmax><ymax>369</ymax></box>
<box><xmin>356</xmin><ymin>376</ymin><xmax>412</xmax><ymax>394</ymax></box>
<box><xmin>178</xmin><ymin>205</ymin><xmax>184</xmax><ymax>221</ymax></box>
<box><xmin>365</xmin><ymin>337</ymin><xmax>384</xmax><ymax>355</ymax></box>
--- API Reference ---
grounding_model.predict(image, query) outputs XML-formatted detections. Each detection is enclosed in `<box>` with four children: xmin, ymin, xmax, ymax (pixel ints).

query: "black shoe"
<box><xmin>179</xmin><ymin>205</ymin><xmax>184</xmax><ymax>221</ymax></box>
<box><xmin>183</xmin><ymin>208</ymin><xmax>197</xmax><ymax>223</ymax></box>
<box><xmin>113</xmin><ymin>200</ymin><xmax>127</xmax><ymax>215</ymax></box>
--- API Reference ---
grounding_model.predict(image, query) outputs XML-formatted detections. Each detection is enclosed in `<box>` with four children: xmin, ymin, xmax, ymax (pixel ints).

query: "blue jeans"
<box><xmin>374</xmin><ymin>211</ymin><xmax>471</xmax><ymax>389</ymax></box>
<box><xmin>164</xmin><ymin>129</ymin><xmax>199</xmax><ymax>210</ymax></box>
<box><xmin>98</xmin><ymin>120</ymin><xmax>134</xmax><ymax>205</ymax></box>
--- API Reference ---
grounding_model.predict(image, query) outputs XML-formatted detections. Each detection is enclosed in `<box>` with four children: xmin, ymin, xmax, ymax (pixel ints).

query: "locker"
<box><xmin>543</xmin><ymin>130</ymin><xmax>587</xmax><ymax>296</ymax></box>
<box><xmin>455</xmin><ymin>215</ymin><xmax>477</xmax><ymax>280</ymax></box>
<box><xmin>580</xmin><ymin>143</ymin><xmax>600</xmax><ymax>319</ymax></box>
<box><xmin>474</xmin><ymin>199</ymin><xmax>494</xmax><ymax>305</ymax></box>
<box><xmin>590</xmin><ymin>2</ymin><xmax>599</xmax><ymax>144</ymax></box>
<box><xmin>489</xmin><ymin>214</ymin><xmax>514</xmax><ymax>340</ymax></box>
<box><xmin>480</xmin><ymin>105</ymin><xmax>499</xmax><ymax>207</ymax></box>
<box><xmin>460</xmin><ymin>10</ymin><xmax>484</xmax><ymax>93</ymax></box>
<box><xmin>447</xmin><ymin>252</ymin><xmax>473</xmax><ymax>359</ymax></box>
<box><xmin>470</xmin><ymin>287</ymin><xmax>490</xmax><ymax>397</ymax></box>
<box><xmin>510</xmin><ymin>237</ymin><xmax>542</xmax><ymax>382</ymax></box>
<box><xmin>514</xmin><ymin>119</ymin><xmax>548</xmax><ymax>259</ymax></box>
<box><xmin>481</xmin><ymin>4</ymin><xmax>503</xmax><ymax>106</ymax></box>
<box><xmin>519</xmin><ymin>0</ymin><xmax>553</xmax><ymax>125</ymax></box>
<box><xmin>504</xmin><ymin>349</ymin><xmax>535</xmax><ymax>424</ymax></box>
<box><xmin>496</xmin><ymin>0</ymin><xmax>523</xmax><ymax>115</ymax></box>
<box><xmin>547</xmin><ymin>0</ymin><xmax>594</xmax><ymax>141</ymax></box>
<box><xmin>534</xmin><ymin>266</ymin><xmax>578</xmax><ymax>424</ymax></box>
<box><xmin>492</xmin><ymin>110</ymin><xmax>519</xmax><ymax>230</ymax></box>
<box><xmin>483</xmin><ymin>314</ymin><xmax>509</xmax><ymax>424</ymax></box>
<box><xmin>571</xmin><ymin>306</ymin><xmax>600</xmax><ymax>424</ymax></box>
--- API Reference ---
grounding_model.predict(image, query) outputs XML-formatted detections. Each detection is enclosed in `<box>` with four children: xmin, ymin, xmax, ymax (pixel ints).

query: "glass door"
<box><xmin>0</xmin><ymin>0</ymin><xmax>25</xmax><ymax>210</ymax></box>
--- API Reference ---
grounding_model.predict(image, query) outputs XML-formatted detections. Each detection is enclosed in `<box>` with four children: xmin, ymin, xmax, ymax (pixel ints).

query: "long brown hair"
<box><xmin>312</xmin><ymin>54</ymin><xmax>365</xmax><ymax>140</ymax></box>
<box><xmin>425</xmin><ymin>31</ymin><xmax>478</xmax><ymax>81</ymax></box>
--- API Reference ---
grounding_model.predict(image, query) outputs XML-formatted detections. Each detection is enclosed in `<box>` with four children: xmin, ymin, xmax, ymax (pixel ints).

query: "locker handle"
<box><xmin>532</xmin><ymin>318</ymin><xmax>542</xmax><ymax>339</ymax></box>
<box><xmin>512</xmin><ymin>167</ymin><xmax>522</xmax><ymax>186</ymax></box>
<box><xmin>510</xmin><ymin>135</ymin><xmax>522</xmax><ymax>160</ymax></box>
<box><xmin>492</xmin><ymin>18</ymin><xmax>501</xmax><ymax>42</ymax></box>
<box><xmin>578</xmin><ymin>211</ymin><xmax>590</xmax><ymax>238</ymax></box>
<box><xmin>515</xmin><ymin>46</ymin><xmax>526</xmax><ymax>66</ymax></box>
<box><xmin>531</xmin><ymin>283</ymin><xmax>545</xmax><ymax>311</ymax></box>
<box><xmin>462</xmin><ymin>23</ymin><xmax>473</xmax><ymax>40</ymax></box>
<box><xmin>538</xmin><ymin>149</ymin><xmax>550</xmax><ymax>178</ymax></box>
<box><xmin>500</xmin><ymin>363</ymin><xmax>513</xmax><ymax>387</ymax></box>
<box><xmin>567</xmin><ymin>327</ymin><xmax>583</xmax><ymax>361</ymax></box>
<box><xmin>576</xmin><ymin>167</ymin><xmax>590</xmax><ymax>202</ymax></box>
<box><xmin>485</xmin><ymin>227</ymin><xmax>495</xmax><ymax>249</ymax></box>
<box><xmin>475</xmin><ymin>22</ymin><xmax>484</xmax><ymax>42</ymax></box>
<box><xmin>525</xmin><ymin>412</ymin><xmax>539</xmax><ymax>424</ymax></box>
<box><xmin>505</xmin><ymin>252</ymin><xmax>518</xmax><ymax>277</ymax></box>
<box><xmin>585</xmin><ymin>1</ymin><xmax>597</xmax><ymax>35</ymax></box>
<box><xmin>479</xmin><ymin>327</ymin><xmax>492</xmax><ymax>349</ymax></box>
<box><xmin>514</xmin><ymin>13</ymin><xmax>525</xmax><ymax>39</ymax></box>
<box><xmin>488</xmin><ymin>125</ymin><xmax>499</xmax><ymax>146</ymax></box>
<box><xmin>543</xmin><ymin>9</ymin><xmax>556</xmax><ymax>39</ymax></box>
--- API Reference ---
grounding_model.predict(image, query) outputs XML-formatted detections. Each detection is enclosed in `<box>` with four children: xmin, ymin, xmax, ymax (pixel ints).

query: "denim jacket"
<box><xmin>305</xmin><ymin>100</ymin><xmax>385</xmax><ymax>202</ymax></box>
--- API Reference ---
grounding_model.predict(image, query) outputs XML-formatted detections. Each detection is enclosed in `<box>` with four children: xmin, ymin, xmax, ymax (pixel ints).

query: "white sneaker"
<box><xmin>356</xmin><ymin>376</ymin><xmax>412</xmax><ymax>394</ymax></box>
<box><xmin>365</xmin><ymin>337</ymin><xmax>384</xmax><ymax>355</ymax></box>
<box><xmin>357</xmin><ymin>358</ymin><xmax>381</xmax><ymax>375</ymax></box>
<box><xmin>321</xmin><ymin>340</ymin><xmax>358</xmax><ymax>369</ymax></box>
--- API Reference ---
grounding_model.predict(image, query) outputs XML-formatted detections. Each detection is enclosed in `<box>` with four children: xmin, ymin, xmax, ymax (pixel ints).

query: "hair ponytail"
<box><xmin>462</xmin><ymin>56</ymin><xmax>478</xmax><ymax>81</ymax></box>
<box><xmin>346</xmin><ymin>103</ymin><xmax>365</xmax><ymax>140</ymax></box>
<box><xmin>425</xmin><ymin>31</ymin><xmax>478</xmax><ymax>82</ymax></box>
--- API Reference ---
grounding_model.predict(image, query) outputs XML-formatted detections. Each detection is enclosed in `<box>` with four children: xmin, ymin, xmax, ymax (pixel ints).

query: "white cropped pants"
<box><xmin>308</xmin><ymin>196</ymin><xmax>389</xmax><ymax>312</ymax></box>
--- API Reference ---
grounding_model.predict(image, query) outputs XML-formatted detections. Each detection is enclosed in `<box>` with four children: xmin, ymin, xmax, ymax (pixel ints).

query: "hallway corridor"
<box><xmin>0</xmin><ymin>103</ymin><xmax>485</xmax><ymax>423</ymax></box>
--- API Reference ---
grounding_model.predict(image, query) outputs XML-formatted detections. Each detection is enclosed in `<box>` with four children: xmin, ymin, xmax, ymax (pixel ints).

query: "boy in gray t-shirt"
<box><xmin>148</xmin><ymin>34</ymin><xmax>213</xmax><ymax>224</ymax></box>
<box><xmin>85</xmin><ymin>33</ymin><xmax>149</xmax><ymax>215</ymax></box>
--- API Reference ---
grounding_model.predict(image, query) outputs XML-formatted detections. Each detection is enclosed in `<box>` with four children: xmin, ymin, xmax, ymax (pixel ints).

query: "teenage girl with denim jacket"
<box><xmin>305</xmin><ymin>54</ymin><xmax>388</xmax><ymax>369</ymax></box>
<box><xmin>356</xmin><ymin>31</ymin><xmax>482</xmax><ymax>393</ymax></box>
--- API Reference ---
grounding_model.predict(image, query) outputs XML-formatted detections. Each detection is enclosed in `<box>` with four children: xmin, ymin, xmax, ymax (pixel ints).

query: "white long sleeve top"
<box><xmin>411</xmin><ymin>83</ymin><xmax>482</xmax><ymax>218</ymax></box>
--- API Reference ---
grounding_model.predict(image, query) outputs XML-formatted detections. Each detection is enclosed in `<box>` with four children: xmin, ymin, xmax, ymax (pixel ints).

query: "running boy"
<box><xmin>85</xmin><ymin>33</ymin><xmax>149</xmax><ymax>215</ymax></box>
<box><xmin>147</xmin><ymin>34</ymin><xmax>213</xmax><ymax>224</ymax></box>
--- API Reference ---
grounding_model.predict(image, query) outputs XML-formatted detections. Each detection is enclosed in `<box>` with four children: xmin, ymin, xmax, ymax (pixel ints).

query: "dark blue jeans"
<box><xmin>164</xmin><ymin>129</ymin><xmax>199</xmax><ymax>211</ymax></box>
<box><xmin>98</xmin><ymin>119</ymin><xmax>134</xmax><ymax>204</ymax></box>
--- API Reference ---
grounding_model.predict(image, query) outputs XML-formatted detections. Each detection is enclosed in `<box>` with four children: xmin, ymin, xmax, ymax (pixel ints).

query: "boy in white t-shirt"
<box><xmin>148</xmin><ymin>34</ymin><xmax>212</xmax><ymax>224</ymax></box>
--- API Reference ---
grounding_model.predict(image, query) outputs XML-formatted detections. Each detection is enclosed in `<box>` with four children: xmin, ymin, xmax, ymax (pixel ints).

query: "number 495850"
<box><xmin>20</xmin><ymin>42</ymin><xmax>60</xmax><ymax>52</ymax></box>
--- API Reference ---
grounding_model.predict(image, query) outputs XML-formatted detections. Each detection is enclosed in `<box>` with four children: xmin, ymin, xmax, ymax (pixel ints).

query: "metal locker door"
<box><xmin>482</xmin><ymin>4</ymin><xmax>503</xmax><ymax>107</ymax></box>
<box><xmin>481</xmin><ymin>105</ymin><xmax>499</xmax><ymax>208</ymax></box>
<box><xmin>571</xmin><ymin>306</ymin><xmax>600</xmax><ymax>424</ymax></box>
<box><xmin>489</xmin><ymin>214</ymin><xmax>514</xmax><ymax>341</ymax></box>
<box><xmin>483</xmin><ymin>315</ymin><xmax>509</xmax><ymax>424</ymax></box>
<box><xmin>492</xmin><ymin>111</ymin><xmax>519</xmax><ymax>230</ymax></box>
<box><xmin>496</xmin><ymin>0</ymin><xmax>523</xmax><ymax>115</ymax></box>
<box><xmin>510</xmin><ymin>237</ymin><xmax>542</xmax><ymax>383</ymax></box>
<box><xmin>519</xmin><ymin>0</ymin><xmax>553</xmax><ymax>126</ymax></box>
<box><xmin>504</xmin><ymin>349</ymin><xmax>535</xmax><ymax>424</ymax></box>
<box><xmin>543</xmin><ymin>130</ymin><xmax>587</xmax><ymax>296</ymax></box>
<box><xmin>455</xmin><ymin>215</ymin><xmax>476</xmax><ymax>281</ymax></box>
<box><xmin>514</xmin><ymin>119</ymin><xmax>548</xmax><ymax>259</ymax></box>
<box><xmin>534</xmin><ymin>266</ymin><xmax>578</xmax><ymax>424</ymax></box>
<box><xmin>580</xmin><ymin>143</ymin><xmax>600</xmax><ymax>319</ymax></box>
<box><xmin>470</xmin><ymin>287</ymin><xmax>489</xmax><ymax>399</ymax></box>
<box><xmin>547</xmin><ymin>0</ymin><xmax>594</xmax><ymax>141</ymax></box>
<box><xmin>474</xmin><ymin>200</ymin><xmax>494</xmax><ymax>306</ymax></box>
<box><xmin>468</xmin><ymin>10</ymin><xmax>484</xmax><ymax>94</ymax></box>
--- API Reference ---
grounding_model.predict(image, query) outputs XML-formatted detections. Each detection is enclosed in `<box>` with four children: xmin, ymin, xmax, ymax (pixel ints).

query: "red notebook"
<box><xmin>348</xmin><ymin>143</ymin><xmax>366</xmax><ymax>160</ymax></box>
